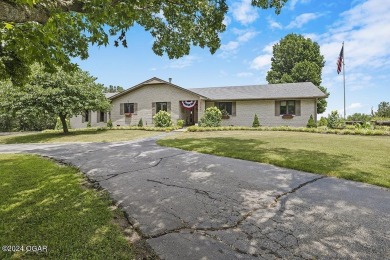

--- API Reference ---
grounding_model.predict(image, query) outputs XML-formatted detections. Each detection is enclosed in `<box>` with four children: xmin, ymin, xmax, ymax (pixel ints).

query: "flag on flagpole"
<box><xmin>337</xmin><ymin>44</ymin><xmax>344</xmax><ymax>74</ymax></box>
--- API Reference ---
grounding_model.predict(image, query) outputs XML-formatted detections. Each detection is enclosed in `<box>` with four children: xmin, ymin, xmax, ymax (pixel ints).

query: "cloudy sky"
<box><xmin>74</xmin><ymin>0</ymin><xmax>390</xmax><ymax>116</ymax></box>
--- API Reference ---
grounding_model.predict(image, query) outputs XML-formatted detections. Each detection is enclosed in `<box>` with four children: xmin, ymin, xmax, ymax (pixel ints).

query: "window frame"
<box><xmin>280</xmin><ymin>100</ymin><xmax>296</xmax><ymax>115</ymax></box>
<box><xmin>218</xmin><ymin>102</ymin><xmax>233</xmax><ymax>115</ymax></box>
<box><xmin>156</xmin><ymin>102</ymin><xmax>168</xmax><ymax>113</ymax></box>
<box><xmin>124</xmin><ymin>103</ymin><xmax>135</xmax><ymax>114</ymax></box>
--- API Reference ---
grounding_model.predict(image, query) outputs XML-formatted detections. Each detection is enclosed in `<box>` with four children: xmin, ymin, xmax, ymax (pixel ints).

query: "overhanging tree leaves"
<box><xmin>8</xmin><ymin>64</ymin><xmax>110</xmax><ymax>133</ymax></box>
<box><xmin>266</xmin><ymin>33</ymin><xmax>329</xmax><ymax>114</ymax></box>
<box><xmin>0</xmin><ymin>0</ymin><xmax>289</xmax><ymax>84</ymax></box>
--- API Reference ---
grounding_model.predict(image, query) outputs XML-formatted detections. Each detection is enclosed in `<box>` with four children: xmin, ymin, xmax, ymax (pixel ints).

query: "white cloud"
<box><xmin>236</xmin><ymin>72</ymin><xmax>253</xmax><ymax>77</ymax></box>
<box><xmin>320</xmin><ymin>0</ymin><xmax>390</xmax><ymax>87</ymax></box>
<box><xmin>286</xmin><ymin>13</ymin><xmax>322</xmax><ymax>29</ymax></box>
<box><xmin>237</xmin><ymin>30</ymin><xmax>258</xmax><ymax>42</ymax></box>
<box><xmin>232</xmin><ymin>0</ymin><xmax>259</xmax><ymax>25</ymax></box>
<box><xmin>250</xmin><ymin>41</ymin><xmax>276</xmax><ymax>71</ymax></box>
<box><xmin>348</xmin><ymin>103</ymin><xmax>363</xmax><ymax>109</ymax></box>
<box><xmin>289</xmin><ymin>0</ymin><xmax>311</xmax><ymax>10</ymax></box>
<box><xmin>168</xmin><ymin>56</ymin><xmax>199</xmax><ymax>69</ymax></box>
<box><xmin>250</xmin><ymin>55</ymin><xmax>272</xmax><ymax>70</ymax></box>
<box><xmin>220</xmin><ymin>41</ymin><xmax>240</xmax><ymax>52</ymax></box>
<box><xmin>267</xmin><ymin>17</ymin><xmax>283</xmax><ymax>30</ymax></box>
<box><xmin>219</xmin><ymin>28</ymin><xmax>259</xmax><ymax>58</ymax></box>
<box><xmin>223</xmin><ymin>16</ymin><xmax>231</xmax><ymax>27</ymax></box>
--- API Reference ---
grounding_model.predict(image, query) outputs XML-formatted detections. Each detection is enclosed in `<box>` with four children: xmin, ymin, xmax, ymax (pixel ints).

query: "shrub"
<box><xmin>107</xmin><ymin>119</ymin><xmax>113</xmax><ymax>128</ymax></box>
<box><xmin>252</xmin><ymin>114</ymin><xmax>260</xmax><ymax>127</ymax></box>
<box><xmin>177</xmin><ymin>119</ymin><xmax>184</xmax><ymax>128</ymax></box>
<box><xmin>55</xmin><ymin>117</ymin><xmax>71</xmax><ymax>130</ymax></box>
<box><xmin>87</xmin><ymin>121</ymin><xmax>91</xmax><ymax>128</ymax></box>
<box><xmin>138</xmin><ymin>118</ymin><xmax>143</xmax><ymax>127</ymax></box>
<box><xmin>198</xmin><ymin>107</ymin><xmax>222</xmax><ymax>127</ymax></box>
<box><xmin>318</xmin><ymin>116</ymin><xmax>328</xmax><ymax>127</ymax></box>
<box><xmin>327</xmin><ymin>110</ymin><xmax>344</xmax><ymax>129</ymax></box>
<box><xmin>153</xmin><ymin>111</ymin><xmax>172</xmax><ymax>127</ymax></box>
<box><xmin>306</xmin><ymin>115</ymin><xmax>317</xmax><ymax>128</ymax></box>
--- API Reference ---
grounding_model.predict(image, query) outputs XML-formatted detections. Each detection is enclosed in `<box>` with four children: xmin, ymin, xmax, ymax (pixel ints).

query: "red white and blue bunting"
<box><xmin>181</xmin><ymin>100</ymin><xmax>197</xmax><ymax>110</ymax></box>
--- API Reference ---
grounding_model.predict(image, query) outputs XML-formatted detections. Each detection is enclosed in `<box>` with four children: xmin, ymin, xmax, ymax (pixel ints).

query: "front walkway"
<box><xmin>1</xmin><ymin>135</ymin><xmax>389</xmax><ymax>259</ymax></box>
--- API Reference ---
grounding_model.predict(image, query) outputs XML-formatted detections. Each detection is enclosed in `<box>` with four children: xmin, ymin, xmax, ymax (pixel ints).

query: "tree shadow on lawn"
<box><xmin>0</xmin><ymin>154</ymin><xmax>137</xmax><ymax>259</ymax></box>
<box><xmin>1</xmin><ymin>130</ymin><xmax>108</xmax><ymax>144</ymax></box>
<box><xmin>159</xmin><ymin>137</ymin><xmax>353</xmax><ymax>178</ymax></box>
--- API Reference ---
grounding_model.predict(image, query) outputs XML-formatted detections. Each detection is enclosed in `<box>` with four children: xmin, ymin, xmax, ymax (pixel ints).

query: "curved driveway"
<box><xmin>1</xmin><ymin>134</ymin><xmax>389</xmax><ymax>259</ymax></box>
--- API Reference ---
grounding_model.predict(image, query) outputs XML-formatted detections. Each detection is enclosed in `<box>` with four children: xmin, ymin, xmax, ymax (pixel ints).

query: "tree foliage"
<box><xmin>103</xmin><ymin>85</ymin><xmax>124</xmax><ymax>93</ymax></box>
<box><xmin>376</xmin><ymin>101</ymin><xmax>390</xmax><ymax>118</ymax></box>
<box><xmin>3</xmin><ymin>64</ymin><xmax>110</xmax><ymax>133</ymax></box>
<box><xmin>0</xmin><ymin>80</ymin><xmax>57</xmax><ymax>131</ymax></box>
<box><xmin>347</xmin><ymin>113</ymin><xmax>371</xmax><ymax>122</ymax></box>
<box><xmin>0</xmin><ymin>0</ymin><xmax>289</xmax><ymax>84</ymax></box>
<box><xmin>266</xmin><ymin>33</ymin><xmax>329</xmax><ymax>114</ymax></box>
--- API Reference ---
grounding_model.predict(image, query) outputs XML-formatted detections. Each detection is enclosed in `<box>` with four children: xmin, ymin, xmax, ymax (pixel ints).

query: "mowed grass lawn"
<box><xmin>158</xmin><ymin>131</ymin><xmax>390</xmax><ymax>188</ymax></box>
<box><xmin>0</xmin><ymin>154</ymin><xmax>136</xmax><ymax>259</ymax></box>
<box><xmin>0</xmin><ymin>130</ymin><xmax>160</xmax><ymax>144</ymax></box>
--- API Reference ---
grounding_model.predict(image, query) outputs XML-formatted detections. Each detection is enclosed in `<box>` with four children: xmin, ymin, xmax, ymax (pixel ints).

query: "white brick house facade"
<box><xmin>70</xmin><ymin>77</ymin><xmax>327</xmax><ymax>128</ymax></box>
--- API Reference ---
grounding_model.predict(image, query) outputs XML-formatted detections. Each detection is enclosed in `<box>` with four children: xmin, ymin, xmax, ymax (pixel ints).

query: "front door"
<box><xmin>180</xmin><ymin>101</ymin><xmax>198</xmax><ymax>125</ymax></box>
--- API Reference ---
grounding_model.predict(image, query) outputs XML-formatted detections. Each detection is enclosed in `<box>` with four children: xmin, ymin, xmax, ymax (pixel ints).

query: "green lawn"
<box><xmin>0</xmin><ymin>154</ymin><xmax>139</xmax><ymax>259</ymax></box>
<box><xmin>158</xmin><ymin>131</ymin><xmax>390</xmax><ymax>188</ymax></box>
<box><xmin>0</xmin><ymin>130</ymin><xmax>160</xmax><ymax>144</ymax></box>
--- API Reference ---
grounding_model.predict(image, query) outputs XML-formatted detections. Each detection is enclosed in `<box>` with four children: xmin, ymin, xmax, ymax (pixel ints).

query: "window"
<box><xmin>99</xmin><ymin>111</ymin><xmax>105</xmax><ymax>122</ymax></box>
<box><xmin>280</xmin><ymin>100</ymin><xmax>295</xmax><ymax>115</ymax></box>
<box><xmin>156</xmin><ymin>102</ymin><xmax>168</xmax><ymax>113</ymax></box>
<box><xmin>124</xmin><ymin>103</ymin><xmax>134</xmax><ymax>114</ymax></box>
<box><xmin>218</xmin><ymin>102</ymin><xmax>233</xmax><ymax>115</ymax></box>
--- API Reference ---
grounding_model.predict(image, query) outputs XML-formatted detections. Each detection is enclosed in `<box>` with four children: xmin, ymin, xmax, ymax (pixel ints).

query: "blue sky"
<box><xmin>74</xmin><ymin>0</ymin><xmax>390</xmax><ymax>116</ymax></box>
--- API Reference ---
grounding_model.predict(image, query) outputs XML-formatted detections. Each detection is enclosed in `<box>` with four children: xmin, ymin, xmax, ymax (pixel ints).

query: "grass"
<box><xmin>0</xmin><ymin>130</ymin><xmax>160</xmax><ymax>144</ymax></box>
<box><xmin>0</xmin><ymin>154</ymin><xmax>140</xmax><ymax>259</ymax></box>
<box><xmin>158</xmin><ymin>131</ymin><xmax>390</xmax><ymax>188</ymax></box>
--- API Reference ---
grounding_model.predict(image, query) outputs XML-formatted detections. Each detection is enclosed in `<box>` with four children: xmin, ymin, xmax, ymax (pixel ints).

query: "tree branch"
<box><xmin>0</xmin><ymin>0</ymin><xmax>84</xmax><ymax>24</ymax></box>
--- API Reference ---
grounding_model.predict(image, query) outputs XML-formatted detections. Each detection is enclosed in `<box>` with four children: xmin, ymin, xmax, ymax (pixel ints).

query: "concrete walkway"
<box><xmin>1</xmin><ymin>135</ymin><xmax>389</xmax><ymax>259</ymax></box>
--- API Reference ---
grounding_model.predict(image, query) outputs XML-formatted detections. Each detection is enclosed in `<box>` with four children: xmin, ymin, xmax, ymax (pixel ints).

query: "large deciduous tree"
<box><xmin>266</xmin><ymin>33</ymin><xmax>329</xmax><ymax>114</ymax></box>
<box><xmin>5</xmin><ymin>64</ymin><xmax>110</xmax><ymax>133</ymax></box>
<box><xmin>0</xmin><ymin>0</ymin><xmax>289</xmax><ymax>84</ymax></box>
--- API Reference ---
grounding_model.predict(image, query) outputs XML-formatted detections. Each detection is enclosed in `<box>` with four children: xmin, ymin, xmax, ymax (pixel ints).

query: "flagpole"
<box><xmin>342</xmin><ymin>41</ymin><xmax>346</xmax><ymax>119</ymax></box>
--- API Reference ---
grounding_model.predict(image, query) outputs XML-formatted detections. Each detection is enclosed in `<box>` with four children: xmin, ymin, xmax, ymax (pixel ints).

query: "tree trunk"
<box><xmin>59</xmin><ymin>114</ymin><xmax>68</xmax><ymax>134</ymax></box>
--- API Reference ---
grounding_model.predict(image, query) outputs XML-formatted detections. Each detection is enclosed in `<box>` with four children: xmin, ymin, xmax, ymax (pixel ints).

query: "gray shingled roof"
<box><xmin>189</xmin><ymin>82</ymin><xmax>327</xmax><ymax>100</ymax></box>
<box><xmin>104</xmin><ymin>93</ymin><xmax>118</xmax><ymax>98</ymax></box>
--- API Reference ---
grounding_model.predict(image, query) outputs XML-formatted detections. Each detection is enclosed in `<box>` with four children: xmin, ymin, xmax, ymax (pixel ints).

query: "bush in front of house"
<box><xmin>153</xmin><ymin>111</ymin><xmax>173</xmax><ymax>127</ymax></box>
<box><xmin>107</xmin><ymin>119</ymin><xmax>113</xmax><ymax>128</ymax></box>
<box><xmin>55</xmin><ymin>117</ymin><xmax>71</xmax><ymax>130</ymax></box>
<box><xmin>198</xmin><ymin>107</ymin><xmax>222</xmax><ymax>127</ymax></box>
<box><xmin>177</xmin><ymin>119</ymin><xmax>185</xmax><ymax>128</ymax></box>
<box><xmin>327</xmin><ymin>110</ymin><xmax>344</xmax><ymax>129</ymax></box>
<box><xmin>306</xmin><ymin>115</ymin><xmax>317</xmax><ymax>128</ymax></box>
<box><xmin>252</xmin><ymin>114</ymin><xmax>260</xmax><ymax>127</ymax></box>
<box><xmin>138</xmin><ymin>118</ymin><xmax>143</xmax><ymax>127</ymax></box>
<box><xmin>318</xmin><ymin>116</ymin><xmax>328</xmax><ymax>127</ymax></box>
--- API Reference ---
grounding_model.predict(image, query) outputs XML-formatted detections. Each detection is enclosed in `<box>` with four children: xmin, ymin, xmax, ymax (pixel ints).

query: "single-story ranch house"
<box><xmin>70</xmin><ymin>77</ymin><xmax>327</xmax><ymax>128</ymax></box>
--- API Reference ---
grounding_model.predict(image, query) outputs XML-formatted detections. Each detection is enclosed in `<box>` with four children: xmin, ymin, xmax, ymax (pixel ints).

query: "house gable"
<box><xmin>109</xmin><ymin>77</ymin><xmax>207</xmax><ymax>101</ymax></box>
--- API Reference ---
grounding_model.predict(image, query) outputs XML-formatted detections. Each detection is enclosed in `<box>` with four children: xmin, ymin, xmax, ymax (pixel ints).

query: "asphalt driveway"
<box><xmin>1</xmin><ymin>134</ymin><xmax>389</xmax><ymax>259</ymax></box>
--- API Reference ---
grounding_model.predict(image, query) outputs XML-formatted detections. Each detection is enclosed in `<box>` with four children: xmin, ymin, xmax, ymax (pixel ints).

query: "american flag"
<box><xmin>337</xmin><ymin>44</ymin><xmax>344</xmax><ymax>74</ymax></box>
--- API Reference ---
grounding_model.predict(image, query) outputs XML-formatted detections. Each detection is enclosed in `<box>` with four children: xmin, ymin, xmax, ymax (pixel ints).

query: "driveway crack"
<box><xmin>103</xmin><ymin>152</ymin><xmax>187</xmax><ymax>181</ymax></box>
<box><xmin>270</xmin><ymin>176</ymin><xmax>326</xmax><ymax>207</ymax></box>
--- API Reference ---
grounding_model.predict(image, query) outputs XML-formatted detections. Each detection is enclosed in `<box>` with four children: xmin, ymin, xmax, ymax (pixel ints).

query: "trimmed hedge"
<box><xmin>186</xmin><ymin>126</ymin><xmax>390</xmax><ymax>136</ymax></box>
<box><xmin>43</xmin><ymin>125</ymin><xmax>178</xmax><ymax>133</ymax></box>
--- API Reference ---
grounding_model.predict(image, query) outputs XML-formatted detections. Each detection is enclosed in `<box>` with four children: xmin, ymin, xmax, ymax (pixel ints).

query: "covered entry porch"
<box><xmin>179</xmin><ymin>100</ymin><xmax>199</xmax><ymax>126</ymax></box>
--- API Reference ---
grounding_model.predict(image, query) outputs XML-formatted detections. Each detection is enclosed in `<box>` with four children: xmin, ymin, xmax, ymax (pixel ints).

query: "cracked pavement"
<box><xmin>1</xmin><ymin>134</ymin><xmax>389</xmax><ymax>259</ymax></box>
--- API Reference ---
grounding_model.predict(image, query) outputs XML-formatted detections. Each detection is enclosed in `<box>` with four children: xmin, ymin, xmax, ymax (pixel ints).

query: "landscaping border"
<box><xmin>186</xmin><ymin>126</ymin><xmax>390</xmax><ymax>136</ymax></box>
